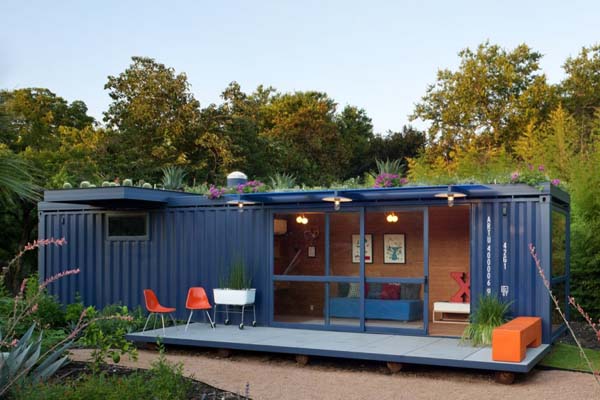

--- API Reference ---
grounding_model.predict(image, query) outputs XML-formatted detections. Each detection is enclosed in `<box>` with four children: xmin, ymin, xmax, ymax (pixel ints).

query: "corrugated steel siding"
<box><xmin>39</xmin><ymin>194</ymin><xmax>557</xmax><ymax>343</ymax></box>
<box><xmin>39</xmin><ymin>207</ymin><xmax>271</xmax><ymax>323</ymax></box>
<box><xmin>470</xmin><ymin>198</ymin><xmax>552</xmax><ymax>342</ymax></box>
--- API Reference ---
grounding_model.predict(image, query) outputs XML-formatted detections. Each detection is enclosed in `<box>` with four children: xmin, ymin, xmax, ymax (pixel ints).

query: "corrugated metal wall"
<box><xmin>470</xmin><ymin>197</ymin><xmax>552</xmax><ymax>342</ymax></box>
<box><xmin>38</xmin><ymin>207</ymin><xmax>271</xmax><ymax>323</ymax></box>
<box><xmin>39</xmin><ymin>194</ymin><xmax>557</xmax><ymax>342</ymax></box>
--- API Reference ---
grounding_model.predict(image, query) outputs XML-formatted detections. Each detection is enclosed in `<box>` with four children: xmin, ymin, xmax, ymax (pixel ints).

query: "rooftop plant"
<box><xmin>162</xmin><ymin>166</ymin><xmax>187</xmax><ymax>190</ymax></box>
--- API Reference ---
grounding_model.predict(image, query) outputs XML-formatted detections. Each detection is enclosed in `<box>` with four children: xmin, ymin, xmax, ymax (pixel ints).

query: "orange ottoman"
<box><xmin>492</xmin><ymin>317</ymin><xmax>542</xmax><ymax>362</ymax></box>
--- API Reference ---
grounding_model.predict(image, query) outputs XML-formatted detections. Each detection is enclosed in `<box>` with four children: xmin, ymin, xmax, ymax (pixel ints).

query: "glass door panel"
<box><xmin>328</xmin><ymin>212</ymin><xmax>361</xmax><ymax>327</ymax></box>
<box><xmin>274</xmin><ymin>212</ymin><xmax>325</xmax><ymax>276</ymax></box>
<box><xmin>364</xmin><ymin>210</ymin><xmax>426</xmax><ymax>331</ymax></box>
<box><xmin>273</xmin><ymin>281</ymin><xmax>325</xmax><ymax>325</ymax></box>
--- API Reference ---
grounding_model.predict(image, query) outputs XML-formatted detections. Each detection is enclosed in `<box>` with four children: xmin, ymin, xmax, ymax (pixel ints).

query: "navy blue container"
<box><xmin>38</xmin><ymin>183</ymin><xmax>569</xmax><ymax>343</ymax></box>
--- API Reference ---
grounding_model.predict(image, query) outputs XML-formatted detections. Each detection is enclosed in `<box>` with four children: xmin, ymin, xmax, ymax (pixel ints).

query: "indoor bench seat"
<box><xmin>492</xmin><ymin>316</ymin><xmax>542</xmax><ymax>362</ymax></box>
<box><xmin>432</xmin><ymin>301</ymin><xmax>470</xmax><ymax>323</ymax></box>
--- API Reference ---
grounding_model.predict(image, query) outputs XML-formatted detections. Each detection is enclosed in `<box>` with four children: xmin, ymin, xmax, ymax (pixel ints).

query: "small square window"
<box><xmin>107</xmin><ymin>214</ymin><xmax>148</xmax><ymax>240</ymax></box>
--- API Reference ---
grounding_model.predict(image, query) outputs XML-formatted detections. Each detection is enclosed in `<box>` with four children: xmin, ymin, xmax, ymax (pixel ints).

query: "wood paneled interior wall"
<box><xmin>272</xmin><ymin>206</ymin><xmax>470</xmax><ymax>321</ymax></box>
<box><xmin>427</xmin><ymin>206</ymin><xmax>470</xmax><ymax>318</ymax></box>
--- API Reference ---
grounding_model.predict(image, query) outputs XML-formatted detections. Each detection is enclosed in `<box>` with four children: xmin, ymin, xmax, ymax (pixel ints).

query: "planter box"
<box><xmin>213</xmin><ymin>288</ymin><xmax>256</xmax><ymax>305</ymax></box>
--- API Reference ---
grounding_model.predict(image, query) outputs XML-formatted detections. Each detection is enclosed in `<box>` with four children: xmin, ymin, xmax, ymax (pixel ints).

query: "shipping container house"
<box><xmin>38</xmin><ymin>183</ymin><xmax>569</xmax><ymax>371</ymax></box>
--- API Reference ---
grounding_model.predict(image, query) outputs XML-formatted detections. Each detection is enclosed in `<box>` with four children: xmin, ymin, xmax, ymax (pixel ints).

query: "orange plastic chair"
<box><xmin>143</xmin><ymin>289</ymin><xmax>177</xmax><ymax>335</ymax></box>
<box><xmin>185</xmin><ymin>287</ymin><xmax>215</xmax><ymax>331</ymax></box>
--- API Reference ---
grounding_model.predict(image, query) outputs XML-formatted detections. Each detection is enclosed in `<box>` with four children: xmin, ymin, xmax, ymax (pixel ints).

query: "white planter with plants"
<box><xmin>213</xmin><ymin>288</ymin><xmax>256</xmax><ymax>306</ymax></box>
<box><xmin>213</xmin><ymin>260</ymin><xmax>257</xmax><ymax>329</ymax></box>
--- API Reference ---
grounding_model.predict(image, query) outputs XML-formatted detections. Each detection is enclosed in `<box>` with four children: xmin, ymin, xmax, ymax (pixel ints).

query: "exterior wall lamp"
<box><xmin>322</xmin><ymin>193</ymin><xmax>352</xmax><ymax>211</ymax></box>
<box><xmin>227</xmin><ymin>199</ymin><xmax>256</xmax><ymax>213</ymax></box>
<box><xmin>434</xmin><ymin>185</ymin><xmax>466</xmax><ymax>207</ymax></box>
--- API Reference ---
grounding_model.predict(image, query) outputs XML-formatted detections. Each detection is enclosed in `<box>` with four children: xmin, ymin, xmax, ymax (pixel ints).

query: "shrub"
<box><xmin>13</xmin><ymin>352</ymin><xmax>193</xmax><ymax>400</ymax></box>
<box><xmin>162</xmin><ymin>166</ymin><xmax>187</xmax><ymax>190</ymax></box>
<box><xmin>78</xmin><ymin>304</ymin><xmax>142</xmax><ymax>372</ymax></box>
<box><xmin>461</xmin><ymin>295</ymin><xmax>511</xmax><ymax>346</ymax></box>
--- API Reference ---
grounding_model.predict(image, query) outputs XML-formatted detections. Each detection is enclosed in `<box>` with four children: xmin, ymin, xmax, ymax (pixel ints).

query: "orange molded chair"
<box><xmin>143</xmin><ymin>289</ymin><xmax>177</xmax><ymax>335</ymax></box>
<box><xmin>185</xmin><ymin>287</ymin><xmax>215</xmax><ymax>331</ymax></box>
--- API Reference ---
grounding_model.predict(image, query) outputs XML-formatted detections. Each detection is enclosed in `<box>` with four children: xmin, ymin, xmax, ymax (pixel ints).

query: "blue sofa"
<box><xmin>329</xmin><ymin>298</ymin><xmax>423</xmax><ymax>321</ymax></box>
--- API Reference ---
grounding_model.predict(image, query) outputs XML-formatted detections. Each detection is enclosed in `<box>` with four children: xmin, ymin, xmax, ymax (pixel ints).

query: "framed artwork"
<box><xmin>384</xmin><ymin>234</ymin><xmax>406</xmax><ymax>264</ymax></box>
<box><xmin>307</xmin><ymin>246</ymin><xmax>316</xmax><ymax>258</ymax></box>
<box><xmin>352</xmin><ymin>234</ymin><xmax>372</xmax><ymax>264</ymax></box>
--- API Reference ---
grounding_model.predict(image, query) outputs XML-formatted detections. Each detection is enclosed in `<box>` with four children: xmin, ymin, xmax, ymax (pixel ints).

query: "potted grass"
<box><xmin>213</xmin><ymin>259</ymin><xmax>255</xmax><ymax>307</ymax></box>
<box><xmin>461</xmin><ymin>295</ymin><xmax>512</xmax><ymax>346</ymax></box>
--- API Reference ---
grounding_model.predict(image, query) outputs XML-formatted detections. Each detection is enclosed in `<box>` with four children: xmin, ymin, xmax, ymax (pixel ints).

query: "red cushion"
<box><xmin>380</xmin><ymin>283</ymin><xmax>400</xmax><ymax>300</ymax></box>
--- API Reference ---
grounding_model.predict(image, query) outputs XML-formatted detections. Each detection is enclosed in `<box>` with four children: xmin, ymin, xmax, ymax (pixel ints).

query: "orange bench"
<box><xmin>492</xmin><ymin>317</ymin><xmax>542</xmax><ymax>362</ymax></box>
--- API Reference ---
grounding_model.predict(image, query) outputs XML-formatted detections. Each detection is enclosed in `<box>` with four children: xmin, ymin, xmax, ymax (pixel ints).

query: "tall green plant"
<box><xmin>220</xmin><ymin>259</ymin><xmax>252</xmax><ymax>289</ymax></box>
<box><xmin>374</xmin><ymin>158</ymin><xmax>404</xmax><ymax>175</ymax></box>
<box><xmin>161</xmin><ymin>166</ymin><xmax>187</xmax><ymax>190</ymax></box>
<box><xmin>268</xmin><ymin>172</ymin><xmax>296</xmax><ymax>190</ymax></box>
<box><xmin>461</xmin><ymin>295</ymin><xmax>511</xmax><ymax>346</ymax></box>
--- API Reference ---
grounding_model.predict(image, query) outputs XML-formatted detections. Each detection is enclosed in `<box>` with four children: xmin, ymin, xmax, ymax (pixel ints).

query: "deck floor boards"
<box><xmin>126</xmin><ymin>323</ymin><xmax>549</xmax><ymax>373</ymax></box>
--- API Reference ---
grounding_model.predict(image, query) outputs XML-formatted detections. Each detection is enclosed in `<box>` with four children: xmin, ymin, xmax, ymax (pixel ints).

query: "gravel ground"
<box><xmin>70</xmin><ymin>348</ymin><xmax>600</xmax><ymax>400</ymax></box>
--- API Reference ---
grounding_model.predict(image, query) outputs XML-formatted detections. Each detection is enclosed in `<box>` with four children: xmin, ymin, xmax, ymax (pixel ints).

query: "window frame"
<box><xmin>106</xmin><ymin>212</ymin><xmax>150</xmax><ymax>241</ymax></box>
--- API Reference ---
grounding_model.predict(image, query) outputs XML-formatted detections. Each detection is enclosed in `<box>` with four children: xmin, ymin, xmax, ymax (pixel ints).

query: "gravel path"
<box><xmin>70</xmin><ymin>348</ymin><xmax>600</xmax><ymax>400</ymax></box>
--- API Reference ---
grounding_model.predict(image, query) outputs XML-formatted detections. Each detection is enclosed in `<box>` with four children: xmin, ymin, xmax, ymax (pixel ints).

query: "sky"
<box><xmin>1</xmin><ymin>0</ymin><xmax>598</xmax><ymax>134</ymax></box>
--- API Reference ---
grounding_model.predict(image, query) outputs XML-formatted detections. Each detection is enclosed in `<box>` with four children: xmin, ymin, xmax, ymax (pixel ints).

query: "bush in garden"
<box><xmin>12</xmin><ymin>350</ymin><xmax>193</xmax><ymax>400</ymax></box>
<box><xmin>79</xmin><ymin>304</ymin><xmax>141</xmax><ymax>372</ymax></box>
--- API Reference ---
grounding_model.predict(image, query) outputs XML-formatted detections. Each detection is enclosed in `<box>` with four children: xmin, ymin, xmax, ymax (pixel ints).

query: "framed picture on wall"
<box><xmin>352</xmin><ymin>234</ymin><xmax>373</xmax><ymax>263</ymax></box>
<box><xmin>384</xmin><ymin>234</ymin><xmax>406</xmax><ymax>264</ymax></box>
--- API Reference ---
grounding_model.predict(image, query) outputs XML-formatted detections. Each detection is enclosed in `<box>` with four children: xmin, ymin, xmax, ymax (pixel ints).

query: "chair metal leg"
<box><xmin>185</xmin><ymin>310</ymin><xmax>194</xmax><ymax>332</ymax></box>
<box><xmin>169</xmin><ymin>313</ymin><xmax>177</xmax><ymax>329</ymax></box>
<box><xmin>161</xmin><ymin>314</ymin><xmax>166</xmax><ymax>336</ymax></box>
<box><xmin>205</xmin><ymin>310</ymin><xmax>215</xmax><ymax>328</ymax></box>
<box><xmin>143</xmin><ymin>313</ymin><xmax>153</xmax><ymax>332</ymax></box>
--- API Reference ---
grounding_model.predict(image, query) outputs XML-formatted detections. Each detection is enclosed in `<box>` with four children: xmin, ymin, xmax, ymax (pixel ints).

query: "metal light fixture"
<box><xmin>386</xmin><ymin>212</ymin><xmax>398</xmax><ymax>223</ymax></box>
<box><xmin>296</xmin><ymin>214</ymin><xmax>309</xmax><ymax>224</ymax></box>
<box><xmin>322</xmin><ymin>193</ymin><xmax>352</xmax><ymax>211</ymax></box>
<box><xmin>434</xmin><ymin>185</ymin><xmax>466</xmax><ymax>207</ymax></box>
<box><xmin>227</xmin><ymin>199</ymin><xmax>256</xmax><ymax>213</ymax></box>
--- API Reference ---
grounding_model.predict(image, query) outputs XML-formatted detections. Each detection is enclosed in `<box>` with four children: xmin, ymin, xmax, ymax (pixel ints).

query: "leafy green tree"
<box><xmin>561</xmin><ymin>45</ymin><xmax>600</xmax><ymax>153</ymax></box>
<box><xmin>335</xmin><ymin>106</ymin><xmax>374</xmax><ymax>178</ymax></box>
<box><xmin>220</xmin><ymin>82</ymin><xmax>276</xmax><ymax>180</ymax></box>
<box><xmin>367</xmin><ymin>126</ymin><xmax>425</xmax><ymax>175</ymax></box>
<box><xmin>103</xmin><ymin>57</ymin><xmax>234</xmax><ymax>183</ymax></box>
<box><xmin>411</xmin><ymin>42</ymin><xmax>557</xmax><ymax>162</ymax></box>
<box><xmin>261</xmin><ymin>91</ymin><xmax>345</xmax><ymax>185</ymax></box>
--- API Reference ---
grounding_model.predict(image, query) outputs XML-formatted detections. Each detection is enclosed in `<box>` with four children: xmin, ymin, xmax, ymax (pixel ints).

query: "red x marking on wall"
<box><xmin>450</xmin><ymin>272</ymin><xmax>470</xmax><ymax>303</ymax></box>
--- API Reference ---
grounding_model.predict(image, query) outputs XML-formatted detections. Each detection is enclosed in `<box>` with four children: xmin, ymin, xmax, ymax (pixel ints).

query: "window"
<box><xmin>107</xmin><ymin>214</ymin><xmax>148</xmax><ymax>240</ymax></box>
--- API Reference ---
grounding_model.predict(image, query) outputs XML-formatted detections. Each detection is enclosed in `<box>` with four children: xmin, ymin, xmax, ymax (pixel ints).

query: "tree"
<box><xmin>261</xmin><ymin>91</ymin><xmax>345</xmax><ymax>185</ymax></box>
<box><xmin>561</xmin><ymin>45</ymin><xmax>600</xmax><ymax>152</ymax></box>
<box><xmin>220</xmin><ymin>82</ymin><xmax>276</xmax><ymax>181</ymax></box>
<box><xmin>336</xmin><ymin>106</ymin><xmax>374</xmax><ymax>179</ymax></box>
<box><xmin>411</xmin><ymin>42</ymin><xmax>557</xmax><ymax>163</ymax></box>
<box><xmin>103</xmin><ymin>57</ymin><xmax>234</xmax><ymax>183</ymax></box>
<box><xmin>367</xmin><ymin>126</ymin><xmax>425</xmax><ymax>175</ymax></box>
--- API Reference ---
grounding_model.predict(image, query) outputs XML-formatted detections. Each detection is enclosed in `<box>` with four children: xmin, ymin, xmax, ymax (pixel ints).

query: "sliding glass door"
<box><xmin>271</xmin><ymin>207</ymin><xmax>428</xmax><ymax>334</ymax></box>
<box><xmin>364</xmin><ymin>208</ymin><xmax>428</xmax><ymax>333</ymax></box>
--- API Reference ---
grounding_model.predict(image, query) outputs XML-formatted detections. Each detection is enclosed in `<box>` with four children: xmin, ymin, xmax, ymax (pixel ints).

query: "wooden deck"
<box><xmin>126</xmin><ymin>323</ymin><xmax>550</xmax><ymax>373</ymax></box>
